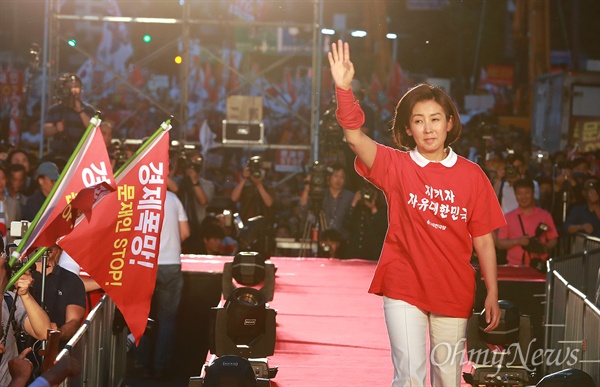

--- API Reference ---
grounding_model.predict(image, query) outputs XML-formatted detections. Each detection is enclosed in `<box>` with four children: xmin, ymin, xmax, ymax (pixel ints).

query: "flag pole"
<box><xmin>9</xmin><ymin>114</ymin><xmax>102</xmax><ymax>267</ymax></box>
<box><xmin>5</xmin><ymin>117</ymin><xmax>173</xmax><ymax>291</ymax></box>
<box><xmin>113</xmin><ymin>116</ymin><xmax>173</xmax><ymax>176</ymax></box>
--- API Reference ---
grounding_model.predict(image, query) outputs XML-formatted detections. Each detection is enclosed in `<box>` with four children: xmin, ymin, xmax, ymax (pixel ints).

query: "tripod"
<box><xmin>299</xmin><ymin>200</ymin><xmax>327</xmax><ymax>258</ymax></box>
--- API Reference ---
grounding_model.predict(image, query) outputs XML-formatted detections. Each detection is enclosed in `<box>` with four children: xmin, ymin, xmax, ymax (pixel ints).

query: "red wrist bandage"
<box><xmin>335</xmin><ymin>86</ymin><xmax>365</xmax><ymax>130</ymax></box>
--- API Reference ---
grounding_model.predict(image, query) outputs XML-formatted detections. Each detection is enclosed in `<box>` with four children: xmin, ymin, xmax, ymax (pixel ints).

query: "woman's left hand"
<box><xmin>482</xmin><ymin>294</ymin><xmax>501</xmax><ymax>332</ymax></box>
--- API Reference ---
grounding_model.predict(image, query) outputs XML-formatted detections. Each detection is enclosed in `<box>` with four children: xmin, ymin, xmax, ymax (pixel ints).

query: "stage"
<box><xmin>124</xmin><ymin>256</ymin><xmax>547</xmax><ymax>386</ymax></box>
<box><xmin>179</xmin><ymin>255</ymin><xmax>392</xmax><ymax>386</ymax></box>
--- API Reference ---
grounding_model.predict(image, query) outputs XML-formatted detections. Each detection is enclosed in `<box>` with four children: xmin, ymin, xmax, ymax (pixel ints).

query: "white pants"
<box><xmin>383</xmin><ymin>297</ymin><xmax>468</xmax><ymax>387</ymax></box>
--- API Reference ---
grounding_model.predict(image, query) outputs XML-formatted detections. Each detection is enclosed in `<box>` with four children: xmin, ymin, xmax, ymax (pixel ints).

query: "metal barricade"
<box><xmin>544</xmin><ymin>233</ymin><xmax>600</xmax><ymax>385</ymax></box>
<box><xmin>54</xmin><ymin>295</ymin><xmax>127</xmax><ymax>387</ymax></box>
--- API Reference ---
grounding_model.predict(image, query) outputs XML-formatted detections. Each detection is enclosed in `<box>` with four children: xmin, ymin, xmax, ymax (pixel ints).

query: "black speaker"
<box><xmin>536</xmin><ymin>368</ymin><xmax>595</xmax><ymax>387</ymax></box>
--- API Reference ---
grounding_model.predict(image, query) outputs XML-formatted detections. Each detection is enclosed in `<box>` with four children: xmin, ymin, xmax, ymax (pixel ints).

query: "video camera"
<box><xmin>308</xmin><ymin>161</ymin><xmax>329</xmax><ymax>203</ymax></box>
<box><xmin>246</xmin><ymin>156</ymin><xmax>271</xmax><ymax>179</ymax></box>
<box><xmin>54</xmin><ymin>73</ymin><xmax>82</xmax><ymax>109</ymax></box>
<box><xmin>170</xmin><ymin>141</ymin><xmax>203</xmax><ymax>173</ymax></box>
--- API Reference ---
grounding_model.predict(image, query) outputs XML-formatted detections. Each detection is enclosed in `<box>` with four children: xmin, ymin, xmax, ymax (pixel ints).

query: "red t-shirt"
<box><xmin>355</xmin><ymin>144</ymin><xmax>505</xmax><ymax>318</ymax></box>
<box><xmin>497</xmin><ymin>206</ymin><xmax>558</xmax><ymax>266</ymax></box>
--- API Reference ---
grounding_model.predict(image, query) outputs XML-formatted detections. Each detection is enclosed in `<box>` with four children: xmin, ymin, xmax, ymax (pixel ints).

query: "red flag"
<box><xmin>20</xmin><ymin>126</ymin><xmax>115</xmax><ymax>258</ymax></box>
<box><xmin>58</xmin><ymin>130</ymin><xmax>169</xmax><ymax>344</ymax></box>
<box><xmin>45</xmin><ymin>182</ymin><xmax>116</xmax><ymax>236</ymax></box>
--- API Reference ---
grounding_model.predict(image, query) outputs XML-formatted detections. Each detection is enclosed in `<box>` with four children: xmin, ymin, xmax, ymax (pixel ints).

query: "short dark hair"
<box><xmin>391</xmin><ymin>83</ymin><xmax>462</xmax><ymax>149</ymax></box>
<box><xmin>513</xmin><ymin>178</ymin><xmax>535</xmax><ymax>192</ymax></box>
<box><xmin>202</xmin><ymin>225</ymin><xmax>225</xmax><ymax>240</ymax></box>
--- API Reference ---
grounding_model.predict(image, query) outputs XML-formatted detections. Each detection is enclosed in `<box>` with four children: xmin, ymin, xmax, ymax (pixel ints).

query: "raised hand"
<box><xmin>327</xmin><ymin>40</ymin><xmax>355</xmax><ymax>90</ymax></box>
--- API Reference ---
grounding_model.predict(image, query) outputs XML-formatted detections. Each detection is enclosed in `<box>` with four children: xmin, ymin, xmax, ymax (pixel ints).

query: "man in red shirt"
<box><xmin>496</xmin><ymin>178</ymin><xmax>558</xmax><ymax>267</ymax></box>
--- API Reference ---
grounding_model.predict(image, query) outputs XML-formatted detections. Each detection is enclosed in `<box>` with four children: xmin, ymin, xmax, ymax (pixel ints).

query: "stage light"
<box><xmin>201</xmin><ymin>355</ymin><xmax>257</xmax><ymax>387</ymax></box>
<box><xmin>222</xmin><ymin>251</ymin><xmax>275</xmax><ymax>305</ymax></box>
<box><xmin>350</xmin><ymin>30</ymin><xmax>367</xmax><ymax>38</ymax></box>
<box><xmin>321</xmin><ymin>28</ymin><xmax>335</xmax><ymax>35</ymax></box>
<box><xmin>142</xmin><ymin>34</ymin><xmax>152</xmax><ymax>43</ymax></box>
<box><xmin>232</xmin><ymin>251</ymin><xmax>266</xmax><ymax>287</ymax></box>
<box><xmin>386</xmin><ymin>33</ymin><xmax>398</xmax><ymax>39</ymax></box>
<box><xmin>225</xmin><ymin>287</ymin><xmax>267</xmax><ymax>346</ymax></box>
<box><xmin>464</xmin><ymin>300</ymin><xmax>534</xmax><ymax>385</ymax></box>
<box><xmin>174</xmin><ymin>55</ymin><xmax>183</xmax><ymax>64</ymax></box>
<box><xmin>237</xmin><ymin>215</ymin><xmax>268</xmax><ymax>256</ymax></box>
<box><xmin>67</xmin><ymin>39</ymin><xmax>77</xmax><ymax>47</ymax></box>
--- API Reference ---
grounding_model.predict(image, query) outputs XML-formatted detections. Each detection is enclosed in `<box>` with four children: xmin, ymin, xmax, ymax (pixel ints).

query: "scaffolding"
<box><xmin>42</xmin><ymin>0</ymin><xmax>323</xmax><ymax>158</ymax></box>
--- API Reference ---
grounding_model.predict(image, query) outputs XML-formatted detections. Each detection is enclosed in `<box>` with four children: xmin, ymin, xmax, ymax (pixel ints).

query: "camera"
<box><xmin>55</xmin><ymin>73</ymin><xmax>81</xmax><ymax>109</ymax></box>
<box><xmin>247</xmin><ymin>156</ymin><xmax>271</xmax><ymax>179</ymax></box>
<box><xmin>504</xmin><ymin>164</ymin><xmax>519</xmax><ymax>179</ymax></box>
<box><xmin>184</xmin><ymin>155</ymin><xmax>203</xmax><ymax>172</ymax></box>
<box><xmin>523</xmin><ymin>223</ymin><xmax>549</xmax><ymax>254</ymax></box>
<box><xmin>170</xmin><ymin>141</ymin><xmax>203</xmax><ymax>173</ymax></box>
<box><xmin>361</xmin><ymin>184</ymin><xmax>377</xmax><ymax>202</ymax></box>
<box><xmin>308</xmin><ymin>161</ymin><xmax>329</xmax><ymax>202</ymax></box>
<box><xmin>10</xmin><ymin>221</ymin><xmax>31</xmax><ymax>239</ymax></box>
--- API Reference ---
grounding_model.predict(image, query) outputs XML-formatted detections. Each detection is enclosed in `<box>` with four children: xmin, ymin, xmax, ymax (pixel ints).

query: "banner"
<box><xmin>20</xmin><ymin>125</ymin><xmax>114</xmax><ymax>258</ymax></box>
<box><xmin>58</xmin><ymin>128</ymin><xmax>170</xmax><ymax>343</ymax></box>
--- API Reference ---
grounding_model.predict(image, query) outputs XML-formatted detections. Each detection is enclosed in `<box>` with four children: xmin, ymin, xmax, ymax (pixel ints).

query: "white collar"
<box><xmin>410</xmin><ymin>147</ymin><xmax>457</xmax><ymax>167</ymax></box>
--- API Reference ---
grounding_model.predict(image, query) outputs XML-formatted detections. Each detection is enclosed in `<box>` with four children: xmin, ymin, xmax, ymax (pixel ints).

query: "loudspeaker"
<box><xmin>536</xmin><ymin>368</ymin><xmax>595</xmax><ymax>387</ymax></box>
<box><xmin>222</xmin><ymin>120</ymin><xmax>264</xmax><ymax>144</ymax></box>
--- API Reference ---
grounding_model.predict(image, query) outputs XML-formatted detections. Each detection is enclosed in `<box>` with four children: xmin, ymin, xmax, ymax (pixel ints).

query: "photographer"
<box><xmin>300</xmin><ymin>163</ymin><xmax>353</xmax><ymax>241</ymax></box>
<box><xmin>496</xmin><ymin>178</ymin><xmax>558</xmax><ymax>267</ymax></box>
<box><xmin>344</xmin><ymin>180</ymin><xmax>387</xmax><ymax>260</ymax></box>
<box><xmin>231</xmin><ymin>155</ymin><xmax>274</xmax><ymax>222</ymax></box>
<box><xmin>494</xmin><ymin>153</ymin><xmax>539</xmax><ymax>214</ymax></box>
<box><xmin>44</xmin><ymin>73</ymin><xmax>95</xmax><ymax>158</ymax></box>
<box><xmin>170</xmin><ymin>152</ymin><xmax>214</xmax><ymax>253</ymax></box>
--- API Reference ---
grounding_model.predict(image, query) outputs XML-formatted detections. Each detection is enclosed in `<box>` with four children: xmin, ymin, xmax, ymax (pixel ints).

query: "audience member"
<box><xmin>5</xmin><ymin>164</ymin><xmax>28</xmax><ymax>209</ymax></box>
<box><xmin>30</xmin><ymin>245</ymin><xmax>86</xmax><ymax>344</ymax></box>
<box><xmin>0</xmin><ymin>251</ymin><xmax>52</xmax><ymax>386</ymax></box>
<box><xmin>495</xmin><ymin>179</ymin><xmax>559</xmax><ymax>267</ymax></box>
<box><xmin>22</xmin><ymin>162</ymin><xmax>60</xmax><ymax>222</ymax></box>
<box><xmin>8</xmin><ymin>348</ymin><xmax>81</xmax><ymax>387</ymax></box>
<box><xmin>563</xmin><ymin>177</ymin><xmax>600</xmax><ymax>238</ymax></box>
<box><xmin>0</xmin><ymin>166</ymin><xmax>22</xmax><ymax>246</ymax></box>
<box><xmin>135</xmin><ymin>190</ymin><xmax>189</xmax><ymax>379</ymax></box>
<box><xmin>6</xmin><ymin>149</ymin><xmax>34</xmax><ymax>196</ymax></box>
<box><xmin>199</xmin><ymin>224</ymin><xmax>226</xmax><ymax>255</ymax></box>
<box><xmin>345</xmin><ymin>181</ymin><xmax>387</xmax><ymax>260</ymax></box>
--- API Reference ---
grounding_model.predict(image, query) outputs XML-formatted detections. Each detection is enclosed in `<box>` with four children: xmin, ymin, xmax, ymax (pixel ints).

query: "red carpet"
<box><xmin>182</xmin><ymin>256</ymin><xmax>477</xmax><ymax>387</ymax></box>
<box><xmin>266</xmin><ymin>258</ymin><xmax>391</xmax><ymax>386</ymax></box>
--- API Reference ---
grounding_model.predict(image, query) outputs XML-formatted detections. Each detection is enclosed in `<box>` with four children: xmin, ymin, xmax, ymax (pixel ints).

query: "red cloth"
<box><xmin>59</xmin><ymin>131</ymin><xmax>170</xmax><ymax>344</ymax></box>
<box><xmin>335</xmin><ymin>86</ymin><xmax>365</xmax><ymax>129</ymax></box>
<box><xmin>355</xmin><ymin>144</ymin><xmax>506</xmax><ymax>318</ymax></box>
<box><xmin>497</xmin><ymin>206</ymin><xmax>558</xmax><ymax>266</ymax></box>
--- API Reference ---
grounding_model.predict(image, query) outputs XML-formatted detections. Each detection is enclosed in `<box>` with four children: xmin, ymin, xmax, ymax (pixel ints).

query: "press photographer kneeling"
<box><xmin>495</xmin><ymin>178</ymin><xmax>559</xmax><ymax>269</ymax></box>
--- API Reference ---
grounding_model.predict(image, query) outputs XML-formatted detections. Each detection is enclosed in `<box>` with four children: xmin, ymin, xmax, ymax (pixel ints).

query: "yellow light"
<box><xmin>174</xmin><ymin>55</ymin><xmax>183</xmax><ymax>64</ymax></box>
